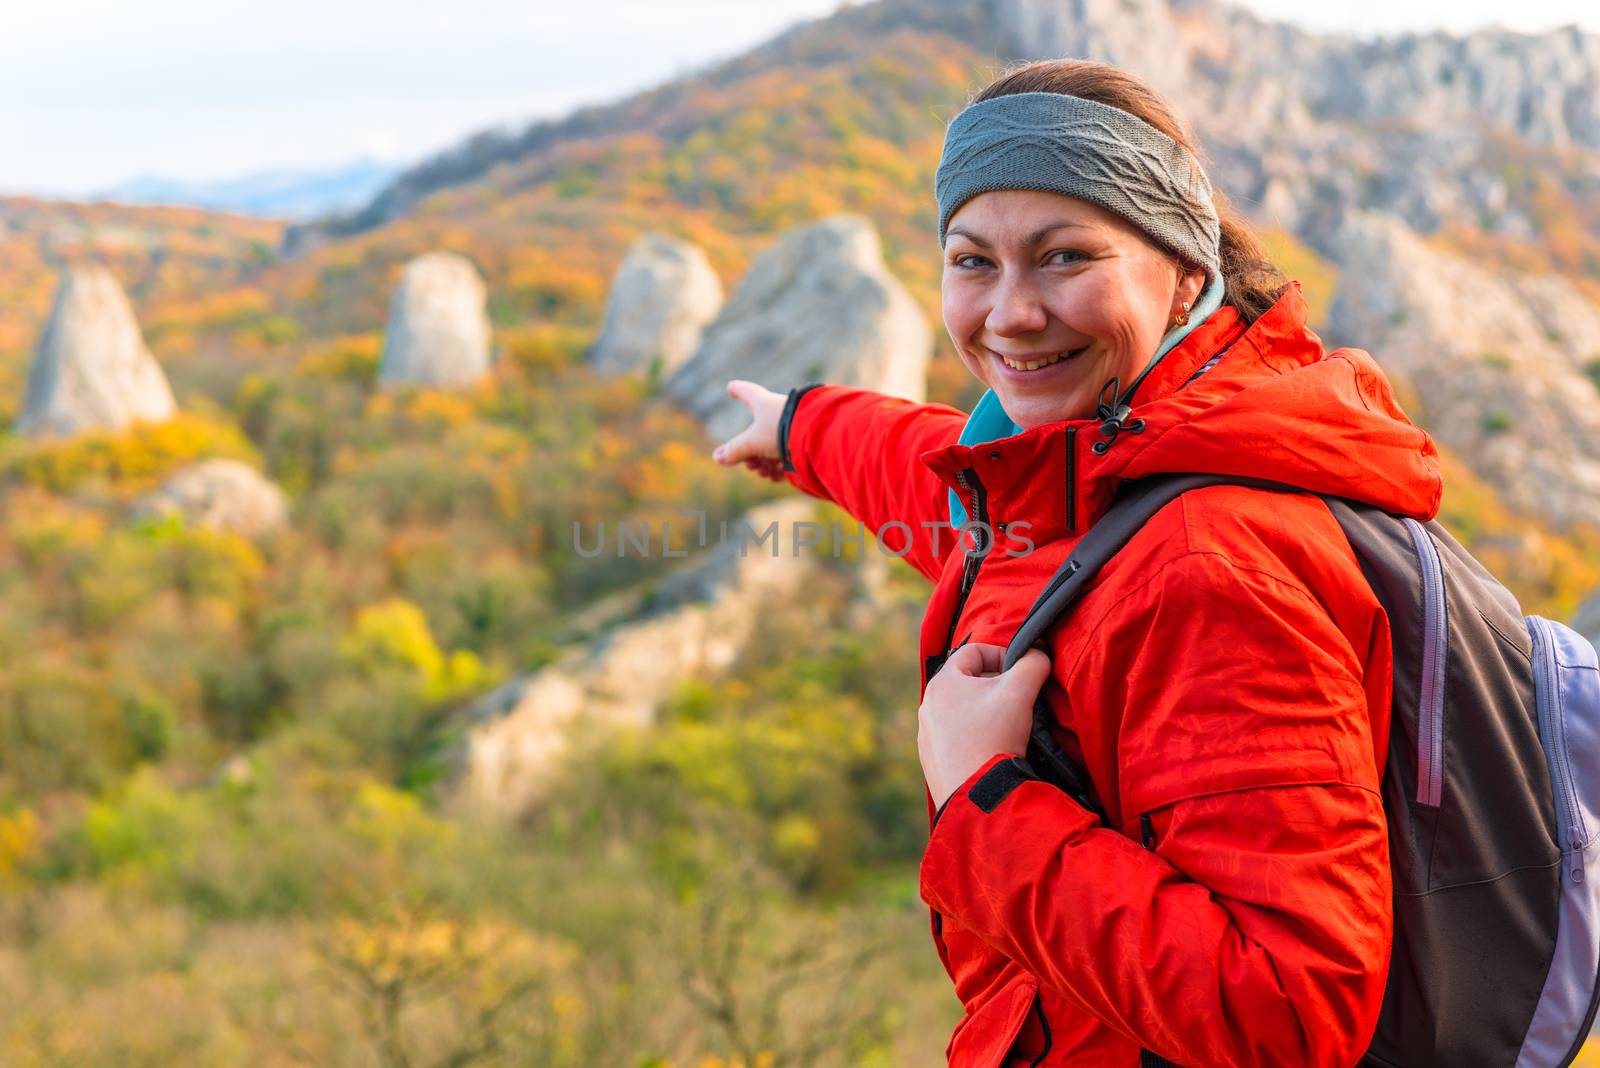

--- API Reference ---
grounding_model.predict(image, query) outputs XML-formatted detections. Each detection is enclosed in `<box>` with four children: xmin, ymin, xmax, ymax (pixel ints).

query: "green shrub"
<box><xmin>121</xmin><ymin>691</ymin><xmax>177</xmax><ymax>763</ymax></box>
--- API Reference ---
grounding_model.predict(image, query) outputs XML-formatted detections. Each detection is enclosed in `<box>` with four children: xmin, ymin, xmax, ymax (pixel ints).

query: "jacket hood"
<box><xmin>920</xmin><ymin>282</ymin><xmax>1442</xmax><ymax>545</ymax></box>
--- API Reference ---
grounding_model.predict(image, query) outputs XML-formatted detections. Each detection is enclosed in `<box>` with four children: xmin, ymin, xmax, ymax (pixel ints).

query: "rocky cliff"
<box><xmin>378</xmin><ymin>252</ymin><xmax>492</xmax><ymax>389</ymax></box>
<box><xmin>665</xmin><ymin>215</ymin><xmax>930</xmax><ymax>443</ymax></box>
<box><xmin>134</xmin><ymin>459</ymin><xmax>291</xmax><ymax>539</ymax></box>
<box><xmin>589</xmin><ymin>233</ymin><xmax>724</xmax><ymax>379</ymax></box>
<box><xmin>448</xmin><ymin>499</ymin><xmax>887</xmax><ymax>815</ymax></box>
<box><xmin>17</xmin><ymin>265</ymin><xmax>178</xmax><ymax>438</ymax></box>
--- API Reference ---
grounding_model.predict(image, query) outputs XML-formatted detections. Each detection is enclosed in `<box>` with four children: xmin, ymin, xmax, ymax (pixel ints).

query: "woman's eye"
<box><xmin>950</xmin><ymin>251</ymin><xmax>1083</xmax><ymax>269</ymax></box>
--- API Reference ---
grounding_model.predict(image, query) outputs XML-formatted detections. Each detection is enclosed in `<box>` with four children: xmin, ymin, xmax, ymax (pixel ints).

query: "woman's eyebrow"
<box><xmin>947</xmin><ymin>221</ymin><xmax>1090</xmax><ymax>250</ymax></box>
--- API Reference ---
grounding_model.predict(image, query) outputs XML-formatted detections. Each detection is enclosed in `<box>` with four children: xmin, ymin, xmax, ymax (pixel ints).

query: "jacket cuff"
<box><xmin>922</xmin><ymin>755</ymin><xmax>1097</xmax><ymax>918</ymax></box>
<box><xmin>930</xmin><ymin>753</ymin><xmax>1035</xmax><ymax>831</ymax></box>
<box><xmin>777</xmin><ymin>383</ymin><xmax>823</xmax><ymax>473</ymax></box>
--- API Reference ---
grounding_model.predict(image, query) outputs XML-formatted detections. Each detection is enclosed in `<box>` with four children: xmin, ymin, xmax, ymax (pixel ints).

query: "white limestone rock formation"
<box><xmin>378</xmin><ymin>252</ymin><xmax>492</xmax><ymax>389</ymax></box>
<box><xmin>134</xmin><ymin>459</ymin><xmax>290</xmax><ymax>539</ymax></box>
<box><xmin>450</xmin><ymin>499</ymin><xmax>851</xmax><ymax>816</ymax></box>
<box><xmin>1326</xmin><ymin>211</ymin><xmax>1600</xmax><ymax>530</ymax></box>
<box><xmin>997</xmin><ymin>0</ymin><xmax>1196</xmax><ymax>100</ymax></box>
<box><xmin>17</xmin><ymin>265</ymin><xmax>177</xmax><ymax>438</ymax></box>
<box><xmin>589</xmin><ymin>233</ymin><xmax>723</xmax><ymax>379</ymax></box>
<box><xmin>665</xmin><ymin>215</ymin><xmax>930</xmax><ymax>443</ymax></box>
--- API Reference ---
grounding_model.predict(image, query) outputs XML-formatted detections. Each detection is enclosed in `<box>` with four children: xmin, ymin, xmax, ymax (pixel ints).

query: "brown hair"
<box><xmin>971</xmin><ymin>59</ymin><xmax>1287</xmax><ymax>324</ymax></box>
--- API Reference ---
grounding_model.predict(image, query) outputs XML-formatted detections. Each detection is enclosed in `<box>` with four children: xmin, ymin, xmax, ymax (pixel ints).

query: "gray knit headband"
<box><xmin>935</xmin><ymin>92</ymin><xmax>1221</xmax><ymax>282</ymax></box>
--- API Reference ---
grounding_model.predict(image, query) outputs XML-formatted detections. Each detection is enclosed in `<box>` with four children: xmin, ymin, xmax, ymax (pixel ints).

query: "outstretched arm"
<box><xmin>712</xmin><ymin>380</ymin><xmax>968</xmax><ymax>582</ymax></box>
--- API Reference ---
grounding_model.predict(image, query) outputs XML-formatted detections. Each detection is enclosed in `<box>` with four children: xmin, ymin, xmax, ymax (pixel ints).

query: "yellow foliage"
<box><xmin>154</xmin><ymin>327</ymin><xmax>197</xmax><ymax>356</ymax></box>
<box><xmin>82</xmin><ymin>769</ymin><xmax>208</xmax><ymax>876</ymax></box>
<box><xmin>504</xmin><ymin>246</ymin><xmax>608</xmax><ymax>310</ymax></box>
<box><xmin>430</xmin><ymin>649</ymin><xmax>490</xmax><ymax>701</ymax></box>
<box><xmin>472</xmin><ymin>455</ymin><xmax>523</xmax><ymax>519</ymax></box>
<box><xmin>657</xmin><ymin>440</ymin><xmax>696</xmax><ymax>470</ymax></box>
<box><xmin>7</xmin><ymin>488</ymin><xmax>109</xmax><ymax>562</ymax></box>
<box><xmin>327</xmin><ymin>908</ymin><xmax>577</xmax><ymax>998</ymax></box>
<box><xmin>1434</xmin><ymin>448</ymin><xmax>1600</xmax><ymax>619</ymax></box>
<box><xmin>341</xmin><ymin>597</ymin><xmax>490</xmax><ymax>698</ymax></box>
<box><xmin>145</xmin><ymin>285</ymin><xmax>270</xmax><ymax>336</ymax></box>
<box><xmin>1258</xmin><ymin>228</ymin><xmax>1339</xmax><ymax>327</ymax></box>
<box><xmin>0</xmin><ymin>807</ymin><xmax>39</xmax><ymax>887</ymax></box>
<box><xmin>3</xmin><ymin>412</ymin><xmax>257</xmax><ymax>493</ymax></box>
<box><xmin>401</xmin><ymin>388</ymin><xmax>476</xmax><ymax>430</ymax></box>
<box><xmin>596</xmin><ymin>427</ymin><xmax>630</xmax><ymax>461</ymax></box>
<box><xmin>166</xmin><ymin>523</ymin><xmax>268</xmax><ymax>600</ymax></box>
<box><xmin>612</xmin><ymin>132</ymin><xmax>662</xmax><ymax>157</ymax></box>
<box><xmin>841</xmin><ymin>137</ymin><xmax>921</xmax><ymax>185</ymax></box>
<box><xmin>341</xmin><ymin>781</ymin><xmax>456</xmax><ymax>852</ymax></box>
<box><xmin>363</xmin><ymin>391</ymin><xmax>396</xmax><ymax>418</ymax></box>
<box><xmin>771</xmin><ymin>813</ymin><xmax>822</xmax><ymax>879</ymax></box>
<box><xmin>294</xmin><ymin>333</ymin><xmax>381</xmax><ymax>381</ymax></box>
<box><xmin>502</xmin><ymin>322</ymin><xmax>591</xmax><ymax>376</ymax></box>
<box><xmin>343</xmin><ymin>597</ymin><xmax>446</xmax><ymax>679</ymax></box>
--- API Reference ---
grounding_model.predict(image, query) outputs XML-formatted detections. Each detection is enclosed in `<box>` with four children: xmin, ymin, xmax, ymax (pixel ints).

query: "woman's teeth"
<box><xmin>999</xmin><ymin>347</ymin><xmax>1083</xmax><ymax>371</ymax></box>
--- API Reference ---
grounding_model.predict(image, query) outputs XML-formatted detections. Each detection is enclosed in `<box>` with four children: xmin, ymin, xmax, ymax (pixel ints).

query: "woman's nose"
<box><xmin>984</xmin><ymin>271</ymin><xmax>1049</xmax><ymax>337</ymax></box>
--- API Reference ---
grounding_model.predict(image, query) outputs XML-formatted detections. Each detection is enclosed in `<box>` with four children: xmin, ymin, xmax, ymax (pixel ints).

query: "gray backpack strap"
<box><xmin>1002</xmin><ymin>474</ymin><xmax>1307</xmax><ymax>818</ymax></box>
<box><xmin>999</xmin><ymin>474</ymin><xmax>1319</xmax><ymax>1068</ymax></box>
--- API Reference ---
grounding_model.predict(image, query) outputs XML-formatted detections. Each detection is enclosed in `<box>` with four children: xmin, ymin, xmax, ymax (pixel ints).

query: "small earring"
<box><xmin>1172</xmin><ymin>300</ymin><xmax>1191</xmax><ymax>328</ymax></box>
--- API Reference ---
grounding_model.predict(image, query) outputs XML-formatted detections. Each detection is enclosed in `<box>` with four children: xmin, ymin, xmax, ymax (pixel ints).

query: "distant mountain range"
<box><xmin>100</xmin><ymin>158</ymin><xmax>400</xmax><ymax>220</ymax></box>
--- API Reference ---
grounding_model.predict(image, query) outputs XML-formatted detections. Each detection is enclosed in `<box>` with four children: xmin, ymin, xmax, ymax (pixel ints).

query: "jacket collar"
<box><xmin>920</xmin><ymin>296</ymin><xmax>1251</xmax><ymax>547</ymax></box>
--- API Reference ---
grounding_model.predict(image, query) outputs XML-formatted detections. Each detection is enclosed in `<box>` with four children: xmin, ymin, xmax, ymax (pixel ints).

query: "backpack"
<box><xmin>1001</xmin><ymin>473</ymin><xmax>1600</xmax><ymax>1068</ymax></box>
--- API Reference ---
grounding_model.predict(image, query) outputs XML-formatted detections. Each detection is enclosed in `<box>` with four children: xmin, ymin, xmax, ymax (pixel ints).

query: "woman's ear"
<box><xmin>1173</xmin><ymin>263</ymin><xmax>1206</xmax><ymax>314</ymax></box>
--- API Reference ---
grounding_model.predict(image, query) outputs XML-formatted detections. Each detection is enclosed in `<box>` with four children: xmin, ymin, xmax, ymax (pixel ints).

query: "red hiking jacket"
<box><xmin>780</xmin><ymin>283</ymin><xmax>1443</xmax><ymax>1067</ymax></box>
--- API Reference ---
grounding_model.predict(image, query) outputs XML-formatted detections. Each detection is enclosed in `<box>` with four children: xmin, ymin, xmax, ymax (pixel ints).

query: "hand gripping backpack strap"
<box><xmin>1002</xmin><ymin>473</ymin><xmax>1310</xmax><ymax>817</ymax></box>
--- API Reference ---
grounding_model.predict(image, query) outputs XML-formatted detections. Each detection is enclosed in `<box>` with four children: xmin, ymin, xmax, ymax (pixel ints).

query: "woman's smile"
<box><xmin>989</xmin><ymin>343</ymin><xmax>1091</xmax><ymax>375</ymax></box>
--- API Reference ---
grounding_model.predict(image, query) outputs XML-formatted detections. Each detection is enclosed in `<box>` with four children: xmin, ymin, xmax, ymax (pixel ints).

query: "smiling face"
<box><xmin>941</xmin><ymin>188</ymin><xmax>1207</xmax><ymax>430</ymax></box>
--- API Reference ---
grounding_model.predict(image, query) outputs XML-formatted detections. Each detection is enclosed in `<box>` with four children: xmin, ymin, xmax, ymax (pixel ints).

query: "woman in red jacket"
<box><xmin>713</xmin><ymin>59</ymin><xmax>1440</xmax><ymax>1067</ymax></box>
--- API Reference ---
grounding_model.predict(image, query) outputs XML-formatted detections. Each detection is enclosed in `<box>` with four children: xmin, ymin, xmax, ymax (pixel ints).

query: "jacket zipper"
<box><xmin>939</xmin><ymin>466</ymin><xmax>990</xmax><ymax>660</ymax></box>
<box><xmin>1065</xmin><ymin>426</ymin><xmax>1078</xmax><ymax>534</ymax></box>
<box><xmin>1402</xmin><ymin>518</ymin><xmax>1447</xmax><ymax>808</ymax></box>
<box><xmin>1529</xmin><ymin>615</ymin><xmax>1586</xmax><ymax>883</ymax></box>
<box><xmin>927</xmin><ymin>467</ymin><xmax>991</xmax><ymax>989</ymax></box>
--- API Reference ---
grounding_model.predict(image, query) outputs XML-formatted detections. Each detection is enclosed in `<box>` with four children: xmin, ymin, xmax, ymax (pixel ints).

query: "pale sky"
<box><xmin>4</xmin><ymin>0</ymin><xmax>1598</xmax><ymax>198</ymax></box>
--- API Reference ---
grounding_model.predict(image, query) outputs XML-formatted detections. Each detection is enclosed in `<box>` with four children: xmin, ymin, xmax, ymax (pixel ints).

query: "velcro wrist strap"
<box><xmin>968</xmin><ymin>756</ymin><xmax>1040</xmax><ymax>813</ymax></box>
<box><xmin>777</xmin><ymin>383</ymin><xmax>823</xmax><ymax>473</ymax></box>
